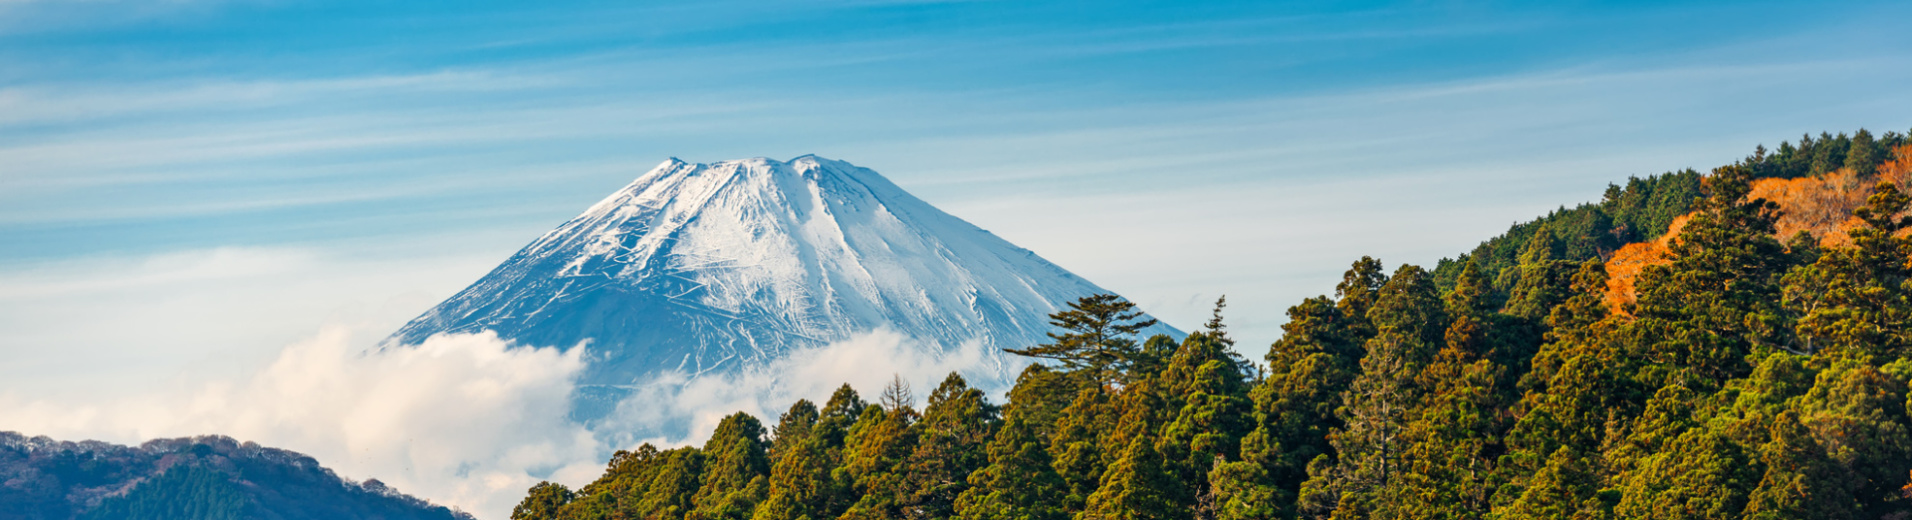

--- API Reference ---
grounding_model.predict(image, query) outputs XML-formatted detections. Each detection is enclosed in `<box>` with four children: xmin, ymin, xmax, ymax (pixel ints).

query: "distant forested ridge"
<box><xmin>515</xmin><ymin>128</ymin><xmax>1912</xmax><ymax>520</ymax></box>
<box><xmin>0</xmin><ymin>432</ymin><xmax>470</xmax><ymax>520</ymax></box>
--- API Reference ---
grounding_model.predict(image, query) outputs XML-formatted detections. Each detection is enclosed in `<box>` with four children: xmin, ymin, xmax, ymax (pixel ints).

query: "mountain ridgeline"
<box><xmin>0</xmin><ymin>432</ymin><xmax>470</xmax><ymax>520</ymax></box>
<box><xmin>386</xmin><ymin>155</ymin><xmax>1180</xmax><ymax>421</ymax></box>
<box><xmin>513</xmin><ymin>128</ymin><xmax>1912</xmax><ymax>520</ymax></box>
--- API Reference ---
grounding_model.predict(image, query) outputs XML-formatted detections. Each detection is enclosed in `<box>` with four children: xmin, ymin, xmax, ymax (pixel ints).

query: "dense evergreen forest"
<box><xmin>515</xmin><ymin>128</ymin><xmax>1912</xmax><ymax>520</ymax></box>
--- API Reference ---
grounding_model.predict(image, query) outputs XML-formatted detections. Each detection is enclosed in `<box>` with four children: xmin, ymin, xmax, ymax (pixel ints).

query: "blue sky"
<box><xmin>3</xmin><ymin>0</ymin><xmax>1912</xmax><ymax>392</ymax></box>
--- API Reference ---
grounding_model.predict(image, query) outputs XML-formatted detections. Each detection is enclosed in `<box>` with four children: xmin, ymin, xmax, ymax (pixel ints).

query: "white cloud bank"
<box><xmin>597</xmin><ymin>329</ymin><xmax>1010</xmax><ymax>448</ymax></box>
<box><xmin>0</xmin><ymin>325</ymin><xmax>1009</xmax><ymax>520</ymax></box>
<box><xmin>1</xmin><ymin>328</ymin><xmax>599</xmax><ymax>519</ymax></box>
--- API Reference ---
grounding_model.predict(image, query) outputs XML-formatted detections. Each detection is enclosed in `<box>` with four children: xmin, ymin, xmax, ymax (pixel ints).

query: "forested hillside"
<box><xmin>0</xmin><ymin>433</ymin><xmax>471</xmax><ymax>520</ymax></box>
<box><xmin>514</xmin><ymin>128</ymin><xmax>1912</xmax><ymax>520</ymax></box>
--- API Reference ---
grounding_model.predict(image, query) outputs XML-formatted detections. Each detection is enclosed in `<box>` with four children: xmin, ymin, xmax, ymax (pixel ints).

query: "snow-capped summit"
<box><xmin>386</xmin><ymin>156</ymin><xmax>1178</xmax><ymax>413</ymax></box>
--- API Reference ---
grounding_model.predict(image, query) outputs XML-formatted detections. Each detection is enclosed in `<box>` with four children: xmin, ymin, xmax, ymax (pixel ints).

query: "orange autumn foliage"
<box><xmin>1886</xmin><ymin>143</ymin><xmax>1912</xmax><ymax>182</ymax></box>
<box><xmin>1604</xmin><ymin>214</ymin><xmax>1688</xmax><ymax>313</ymax></box>
<box><xmin>1601</xmin><ymin>144</ymin><xmax>1912</xmax><ymax>313</ymax></box>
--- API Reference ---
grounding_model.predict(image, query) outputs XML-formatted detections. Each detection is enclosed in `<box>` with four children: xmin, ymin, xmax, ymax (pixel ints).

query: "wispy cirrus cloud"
<box><xmin>4</xmin><ymin>44</ymin><xmax>1909</xmax><ymax>344</ymax></box>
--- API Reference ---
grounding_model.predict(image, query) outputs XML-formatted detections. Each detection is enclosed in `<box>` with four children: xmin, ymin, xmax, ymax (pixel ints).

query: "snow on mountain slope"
<box><xmin>386</xmin><ymin>155</ymin><xmax>1180</xmax><ymax>413</ymax></box>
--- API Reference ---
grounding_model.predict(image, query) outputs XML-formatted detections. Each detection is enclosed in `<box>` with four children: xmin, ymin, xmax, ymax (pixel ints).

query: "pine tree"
<box><xmin>1610</xmin><ymin>428</ymin><xmax>1758</xmax><ymax>520</ymax></box>
<box><xmin>1205</xmin><ymin>295</ymin><xmax>1234</xmax><ymax>347</ymax></box>
<box><xmin>1743</xmin><ymin>411</ymin><xmax>1855</xmax><ymax>520</ymax></box>
<box><xmin>805</xmin><ymin>384</ymin><xmax>869</xmax><ymax>517</ymax></box>
<box><xmin>1238</xmin><ymin>291</ymin><xmax>1368</xmax><ymax>517</ymax></box>
<box><xmin>838</xmin><ymin>401</ymin><xmax>921</xmax><ymax>520</ymax></box>
<box><xmin>1603</xmin><ymin>383</ymin><xmax>1701</xmax><ymax>484</ymax></box>
<box><xmin>1495</xmin><ymin>447</ymin><xmax>1600</xmax><ymax>520</ymax></box>
<box><xmin>1005</xmin><ymin>364</ymin><xmax>1087</xmax><ymax>442</ymax></box>
<box><xmin>753</xmin><ymin>435</ymin><xmax>833</xmax><ymax>520</ymax></box>
<box><xmin>901</xmin><ymin>373</ymin><xmax>1000</xmax><ymax>520</ymax></box>
<box><xmin>1786</xmin><ymin>182</ymin><xmax>1912</xmax><ymax>362</ymax></box>
<box><xmin>1630</xmin><ymin>163</ymin><xmax>1792</xmax><ymax>387</ymax></box>
<box><xmin>1811</xmin><ymin>132</ymin><xmax>1850</xmax><ymax>176</ymax></box>
<box><xmin>1207</xmin><ymin>460</ymin><xmax>1281</xmax><ymax>520</ymax></box>
<box><xmin>1520</xmin><ymin>260</ymin><xmax>1613</xmax><ymax>391</ymax></box>
<box><xmin>1303</xmin><ymin>264</ymin><xmax>1446</xmax><ymax>519</ymax></box>
<box><xmin>953</xmin><ymin>411</ymin><xmax>1070</xmax><ymax>520</ymax></box>
<box><xmin>1493</xmin><ymin>261</ymin><xmax>1633</xmax><ymax>507</ymax></box>
<box><xmin>1131</xmin><ymin>334</ymin><xmax>1181</xmax><ymax>383</ymax></box>
<box><xmin>513</xmin><ymin>482</ymin><xmax>574</xmax><ymax>520</ymax></box>
<box><xmin>1050</xmin><ymin>386</ymin><xmax>1116</xmax><ymax>512</ymax></box>
<box><xmin>563</xmin><ymin>443</ymin><xmax>669</xmax><ymax>519</ymax></box>
<box><xmin>1391</xmin><ymin>263</ymin><xmax>1504</xmax><ymax>520</ymax></box>
<box><xmin>691</xmin><ymin>413</ymin><xmax>771</xmax><ymax>520</ymax></box>
<box><xmin>771</xmin><ymin>400</ymin><xmax>820</xmax><ymax>466</ymax></box>
<box><xmin>1792</xmin><ymin>361</ymin><xmax>1912</xmax><ymax>518</ymax></box>
<box><xmin>1505</xmin><ymin>224</ymin><xmax>1574</xmax><ymax>321</ymax></box>
<box><xmin>1005</xmin><ymin>294</ymin><xmax>1159</xmax><ymax>384</ymax></box>
<box><xmin>755</xmin><ymin>401</ymin><xmax>839</xmax><ymax>520</ymax></box>
<box><xmin>1335</xmin><ymin>257</ymin><xmax>1388</xmax><ymax>338</ymax></box>
<box><xmin>1847</xmin><ymin>128</ymin><xmax>1881</xmax><ymax>176</ymax></box>
<box><xmin>1080</xmin><ymin>422</ymin><xmax>1177</xmax><ymax>520</ymax></box>
<box><xmin>1156</xmin><ymin>332</ymin><xmax>1253</xmax><ymax>511</ymax></box>
<box><xmin>638</xmin><ymin>448</ymin><xmax>706</xmax><ymax>520</ymax></box>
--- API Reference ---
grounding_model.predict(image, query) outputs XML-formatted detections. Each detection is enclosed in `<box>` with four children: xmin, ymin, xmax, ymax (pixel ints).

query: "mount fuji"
<box><xmin>386</xmin><ymin>155</ymin><xmax>1179</xmax><ymax>416</ymax></box>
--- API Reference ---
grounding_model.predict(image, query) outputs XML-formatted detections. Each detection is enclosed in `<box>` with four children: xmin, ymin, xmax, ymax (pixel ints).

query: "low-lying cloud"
<box><xmin>0</xmin><ymin>326</ymin><xmax>1010</xmax><ymax>519</ymax></box>
<box><xmin>595</xmin><ymin>329</ymin><xmax>1014</xmax><ymax>447</ymax></box>
<box><xmin>2</xmin><ymin>327</ymin><xmax>597</xmax><ymax>519</ymax></box>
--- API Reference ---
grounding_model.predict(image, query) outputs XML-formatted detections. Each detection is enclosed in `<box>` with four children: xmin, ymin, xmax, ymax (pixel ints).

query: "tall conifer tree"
<box><xmin>1005</xmin><ymin>294</ymin><xmax>1159</xmax><ymax>384</ymax></box>
<box><xmin>953</xmin><ymin>411</ymin><xmax>1069</xmax><ymax>520</ymax></box>
<box><xmin>690</xmin><ymin>413</ymin><xmax>771</xmax><ymax>520</ymax></box>
<box><xmin>1302</xmin><ymin>264</ymin><xmax>1447</xmax><ymax>519</ymax></box>
<box><xmin>1156</xmin><ymin>332</ymin><xmax>1253</xmax><ymax>511</ymax></box>
<box><xmin>1080</xmin><ymin>419</ymin><xmax>1177</xmax><ymax>520</ymax></box>
<box><xmin>1237</xmin><ymin>259</ymin><xmax>1386</xmax><ymax>517</ymax></box>
<box><xmin>839</xmin><ymin>402</ymin><xmax>920</xmax><ymax>520</ymax></box>
<box><xmin>1049</xmin><ymin>387</ymin><xmax>1116</xmax><ymax>513</ymax></box>
<box><xmin>902</xmin><ymin>373</ymin><xmax>1000</xmax><ymax>520</ymax></box>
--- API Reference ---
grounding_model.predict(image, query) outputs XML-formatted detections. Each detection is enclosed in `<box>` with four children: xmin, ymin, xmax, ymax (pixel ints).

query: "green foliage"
<box><xmin>1630</xmin><ymin>164</ymin><xmax>1794</xmax><ymax>387</ymax></box>
<box><xmin>1004</xmin><ymin>294</ymin><xmax>1160</xmax><ymax>384</ymax></box>
<box><xmin>1743</xmin><ymin>411</ymin><xmax>1854</xmax><ymax>520</ymax></box>
<box><xmin>1048</xmin><ymin>386</ymin><xmax>1116</xmax><ymax>512</ymax></box>
<box><xmin>689</xmin><ymin>413</ymin><xmax>771</xmax><ymax>520</ymax></box>
<box><xmin>640</xmin><ymin>447</ymin><xmax>707</xmax><ymax>520</ymax></box>
<box><xmin>1303</xmin><ymin>264</ymin><xmax>1449</xmax><ymax>519</ymax></box>
<box><xmin>900</xmin><ymin>373</ymin><xmax>1000</xmax><ymax>519</ymax></box>
<box><xmin>837</xmin><ymin>402</ymin><xmax>919</xmax><ymax>520</ymax></box>
<box><xmin>1434</xmin><ymin>169</ymin><xmax>1704</xmax><ymax>294</ymax></box>
<box><xmin>1003</xmin><ymin>364</ymin><xmax>1085</xmax><ymax>441</ymax></box>
<box><xmin>1497</xmin><ymin>447</ymin><xmax>1601</xmax><ymax>520</ymax></box>
<box><xmin>1752</xmin><ymin>129</ymin><xmax>1907</xmax><ymax>179</ymax></box>
<box><xmin>82</xmin><ymin>465</ymin><xmax>253</xmax><ymax>520</ymax></box>
<box><xmin>1079</xmin><ymin>425</ymin><xmax>1178</xmax><ymax>520</ymax></box>
<box><xmin>1390</xmin><ymin>263</ymin><xmax>1506</xmax><ymax>519</ymax></box>
<box><xmin>1207</xmin><ymin>459</ymin><xmax>1281</xmax><ymax>520</ymax></box>
<box><xmin>559</xmin><ymin>444</ymin><xmax>670</xmax><ymax>519</ymax></box>
<box><xmin>756</xmin><ymin>400</ymin><xmax>843</xmax><ymax>520</ymax></box>
<box><xmin>1156</xmin><ymin>334</ymin><xmax>1251</xmax><ymax>456</ymax></box>
<box><xmin>953</xmin><ymin>411</ymin><xmax>1069</xmax><ymax>520</ymax></box>
<box><xmin>1792</xmin><ymin>361</ymin><xmax>1912</xmax><ymax>517</ymax></box>
<box><xmin>1234</xmin><ymin>260</ymin><xmax>1384</xmax><ymax>518</ymax></box>
<box><xmin>1787</xmin><ymin>182</ymin><xmax>1912</xmax><ymax>363</ymax></box>
<box><xmin>519</xmin><ymin>128</ymin><xmax>1912</xmax><ymax>520</ymax></box>
<box><xmin>1610</xmin><ymin>428</ymin><xmax>1758</xmax><ymax>520</ymax></box>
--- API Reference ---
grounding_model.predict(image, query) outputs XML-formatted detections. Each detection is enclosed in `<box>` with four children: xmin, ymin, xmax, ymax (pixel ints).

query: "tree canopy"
<box><xmin>513</xmin><ymin>128</ymin><xmax>1912</xmax><ymax>520</ymax></box>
